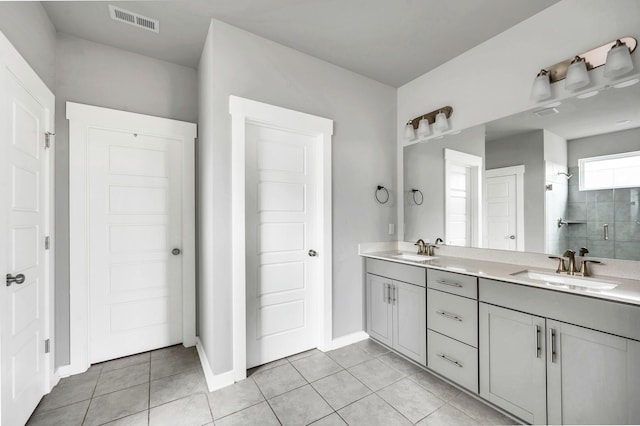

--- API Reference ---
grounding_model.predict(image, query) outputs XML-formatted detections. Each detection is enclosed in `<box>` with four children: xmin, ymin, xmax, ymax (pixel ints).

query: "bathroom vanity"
<box><xmin>361</xmin><ymin>249</ymin><xmax>640</xmax><ymax>425</ymax></box>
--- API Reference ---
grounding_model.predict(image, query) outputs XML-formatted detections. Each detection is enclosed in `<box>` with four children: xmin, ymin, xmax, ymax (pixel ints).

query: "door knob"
<box><xmin>172</xmin><ymin>248</ymin><xmax>181</xmax><ymax>255</ymax></box>
<box><xmin>308</xmin><ymin>249</ymin><xmax>318</xmax><ymax>257</ymax></box>
<box><xmin>508</xmin><ymin>235</ymin><xmax>516</xmax><ymax>240</ymax></box>
<box><xmin>6</xmin><ymin>273</ymin><xmax>25</xmax><ymax>287</ymax></box>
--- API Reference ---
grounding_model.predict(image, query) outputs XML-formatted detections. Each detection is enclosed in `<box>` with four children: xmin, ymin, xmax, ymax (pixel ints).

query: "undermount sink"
<box><xmin>391</xmin><ymin>253</ymin><xmax>437</xmax><ymax>262</ymax></box>
<box><xmin>511</xmin><ymin>270</ymin><xmax>618</xmax><ymax>290</ymax></box>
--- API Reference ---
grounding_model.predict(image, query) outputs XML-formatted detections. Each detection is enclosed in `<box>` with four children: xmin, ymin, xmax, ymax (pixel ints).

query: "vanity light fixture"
<box><xmin>417</xmin><ymin>117</ymin><xmax>431</xmax><ymax>138</ymax></box>
<box><xmin>530</xmin><ymin>37</ymin><xmax>637</xmax><ymax>101</ymax></box>
<box><xmin>404</xmin><ymin>120</ymin><xmax>416</xmax><ymax>140</ymax></box>
<box><xmin>434</xmin><ymin>111</ymin><xmax>449</xmax><ymax>131</ymax></box>
<box><xmin>404</xmin><ymin>106</ymin><xmax>453</xmax><ymax>140</ymax></box>
<box><xmin>603</xmin><ymin>39</ymin><xmax>634</xmax><ymax>78</ymax></box>
<box><xmin>565</xmin><ymin>56</ymin><xmax>590</xmax><ymax>91</ymax></box>
<box><xmin>531</xmin><ymin>69</ymin><xmax>552</xmax><ymax>101</ymax></box>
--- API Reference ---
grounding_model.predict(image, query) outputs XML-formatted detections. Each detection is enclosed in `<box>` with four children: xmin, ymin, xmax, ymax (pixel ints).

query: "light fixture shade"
<box><xmin>417</xmin><ymin>117</ymin><xmax>431</xmax><ymax>138</ymax></box>
<box><xmin>404</xmin><ymin>122</ymin><xmax>416</xmax><ymax>140</ymax></box>
<box><xmin>434</xmin><ymin>111</ymin><xmax>449</xmax><ymax>131</ymax></box>
<box><xmin>604</xmin><ymin>40</ymin><xmax>634</xmax><ymax>79</ymax></box>
<box><xmin>530</xmin><ymin>70</ymin><xmax>551</xmax><ymax>101</ymax></box>
<box><xmin>565</xmin><ymin>57</ymin><xmax>589</xmax><ymax>91</ymax></box>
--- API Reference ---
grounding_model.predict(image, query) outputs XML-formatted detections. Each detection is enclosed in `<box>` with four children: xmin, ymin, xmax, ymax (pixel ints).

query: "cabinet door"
<box><xmin>366</xmin><ymin>274</ymin><xmax>392</xmax><ymax>346</ymax></box>
<box><xmin>479</xmin><ymin>303</ymin><xmax>546</xmax><ymax>424</ymax></box>
<box><xmin>547</xmin><ymin>320</ymin><xmax>640</xmax><ymax>425</ymax></box>
<box><xmin>392</xmin><ymin>281</ymin><xmax>426</xmax><ymax>364</ymax></box>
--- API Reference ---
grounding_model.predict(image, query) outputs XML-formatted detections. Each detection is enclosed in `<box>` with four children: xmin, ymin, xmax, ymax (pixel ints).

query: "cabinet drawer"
<box><xmin>427</xmin><ymin>330</ymin><xmax>478</xmax><ymax>393</ymax></box>
<box><xmin>427</xmin><ymin>269</ymin><xmax>477</xmax><ymax>299</ymax></box>
<box><xmin>367</xmin><ymin>258</ymin><xmax>426</xmax><ymax>287</ymax></box>
<box><xmin>427</xmin><ymin>289</ymin><xmax>478</xmax><ymax>347</ymax></box>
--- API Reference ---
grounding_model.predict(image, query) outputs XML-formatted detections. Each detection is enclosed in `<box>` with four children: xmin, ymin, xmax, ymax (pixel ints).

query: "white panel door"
<box><xmin>245</xmin><ymin>123</ymin><xmax>320</xmax><ymax>368</ymax></box>
<box><xmin>1</xmin><ymin>70</ymin><xmax>48</xmax><ymax>426</ymax></box>
<box><xmin>88</xmin><ymin>128</ymin><xmax>182</xmax><ymax>363</ymax></box>
<box><xmin>445</xmin><ymin>164</ymin><xmax>472</xmax><ymax>246</ymax></box>
<box><xmin>485</xmin><ymin>175</ymin><xmax>517</xmax><ymax>250</ymax></box>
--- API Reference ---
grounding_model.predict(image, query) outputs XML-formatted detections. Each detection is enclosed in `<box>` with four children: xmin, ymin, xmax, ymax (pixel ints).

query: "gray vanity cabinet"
<box><xmin>479</xmin><ymin>303</ymin><xmax>547</xmax><ymax>425</ymax></box>
<box><xmin>365</xmin><ymin>259</ymin><xmax>426</xmax><ymax>364</ymax></box>
<box><xmin>546</xmin><ymin>320</ymin><xmax>640</xmax><ymax>425</ymax></box>
<box><xmin>480</xmin><ymin>278</ymin><xmax>640</xmax><ymax>425</ymax></box>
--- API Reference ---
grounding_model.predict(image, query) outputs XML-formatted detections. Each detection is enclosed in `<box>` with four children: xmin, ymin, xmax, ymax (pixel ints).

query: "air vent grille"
<box><xmin>108</xmin><ymin>5</ymin><xmax>159</xmax><ymax>33</ymax></box>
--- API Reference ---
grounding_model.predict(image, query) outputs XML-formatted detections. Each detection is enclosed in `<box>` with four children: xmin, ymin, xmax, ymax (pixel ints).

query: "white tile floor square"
<box><xmin>27</xmin><ymin>340</ymin><xmax>518</xmax><ymax>425</ymax></box>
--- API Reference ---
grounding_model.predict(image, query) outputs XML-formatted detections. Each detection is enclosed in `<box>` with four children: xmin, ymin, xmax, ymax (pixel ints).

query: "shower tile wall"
<box><xmin>565</xmin><ymin>166</ymin><xmax>640</xmax><ymax>260</ymax></box>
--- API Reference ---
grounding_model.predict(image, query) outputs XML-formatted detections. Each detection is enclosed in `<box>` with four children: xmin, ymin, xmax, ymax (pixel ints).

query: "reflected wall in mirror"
<box><xmin>403</xmin><ymin>80</ymin><xmax>640</xmax><ymax>261</ymax></box>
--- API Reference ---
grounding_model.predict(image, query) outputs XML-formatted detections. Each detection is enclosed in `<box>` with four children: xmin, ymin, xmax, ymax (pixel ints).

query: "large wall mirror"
<box><xmin>403</xmin><ymin>80</ymin><xmax>640</xmax><ymax>261</ymax></box>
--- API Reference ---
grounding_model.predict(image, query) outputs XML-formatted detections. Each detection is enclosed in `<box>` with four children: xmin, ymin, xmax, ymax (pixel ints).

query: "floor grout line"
<box><xmin>35</xmin><ymin>341</ymin><xmax>514</xmax><ymax>426</ymax></box>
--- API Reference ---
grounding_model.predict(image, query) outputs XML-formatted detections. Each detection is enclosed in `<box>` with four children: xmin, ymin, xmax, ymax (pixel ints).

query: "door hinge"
<box><xmin>44</xmin><ymin>236</ymin><xmax>50</xmax><ymax>250</ymax></box>
<box><xmin>44</xmin><ymin>132</ymin><xmax>55</xmax><ymax>149</ymax></box>
<box><xmin>44</xmin><ymin>339</ymin><xmax>50</xmax><ymax>354</ymax></box>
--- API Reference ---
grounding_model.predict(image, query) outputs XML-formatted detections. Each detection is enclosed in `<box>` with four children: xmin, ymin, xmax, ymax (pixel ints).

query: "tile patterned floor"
<box><xmin>27</xmin><ymin>340</ymin><xmax>517</xmax><ymax>426</ymax></box>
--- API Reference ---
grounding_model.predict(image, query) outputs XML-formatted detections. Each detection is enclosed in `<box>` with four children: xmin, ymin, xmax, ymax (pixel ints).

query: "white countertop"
<box><xmin>361</xmin><ymin>250</ymin><xmax>640</xmax><ymax>306</ymax></box>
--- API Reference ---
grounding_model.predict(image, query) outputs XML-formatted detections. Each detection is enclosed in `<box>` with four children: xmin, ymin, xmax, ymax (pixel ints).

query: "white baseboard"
<box><xmin>195</xmin><ymin>337</ymin><xmax>235</xmax><ymax>392</ymax></box>
<box><xmin>322</xmin><ymin>331</ymin><xmax>369</xmax><ymax>352</ymax></box>
<box><xmin>56</xmin><ymin>365</ymin><xmax>73</xmax><ymax>379</ymax></box>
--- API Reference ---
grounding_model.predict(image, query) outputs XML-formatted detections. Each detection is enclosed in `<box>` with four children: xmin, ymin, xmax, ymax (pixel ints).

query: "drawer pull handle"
<box><xmin>436</xmin><ymin>279</ymin><xmax>463</xmax><ymax>288</ymax></box>
<box><xmin>535</xmin><ymin>325</ymin><xmax>541</xmax><ymax>358</ymax></box>
<box><xmin>437</xmin><ymin>310</ymin><xmax>462</xmax><ymax>322</ymax></box>
<box><xmin>438</xmin><ymin>353</ymin><xmax>463</xmax><ymax>368</ymax></box>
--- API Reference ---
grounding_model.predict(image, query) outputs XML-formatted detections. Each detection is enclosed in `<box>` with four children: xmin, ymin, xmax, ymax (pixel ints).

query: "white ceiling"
<box><xmin>485</xmin><ymin>80</ymin><xmax>640</xmax><ymax>141</ymax></box>
<box><xmin>41</xmin><ymin>0</ymin><xmax>559</xmax><ymax>87</ymax></box>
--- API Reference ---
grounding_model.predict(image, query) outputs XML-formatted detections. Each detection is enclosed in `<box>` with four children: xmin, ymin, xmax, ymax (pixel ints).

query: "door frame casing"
<box><xmin>230</xmin><ymin>96</ymin><xmax>333</xmax><ymax>382</ymax></box>
<box><xmin>0</xmin><ymin>29</ymin><xmax>56</xmax><ymax>421</ymax></box>
<box><xmin>67</xmin><ymin>102</ymin><xmax>196</xmax><ymax>375</ymax></box>
<box><xmin>484</xmin><ymin>165</ymin><xmax>525</xmax><ymax>251</ymax></box>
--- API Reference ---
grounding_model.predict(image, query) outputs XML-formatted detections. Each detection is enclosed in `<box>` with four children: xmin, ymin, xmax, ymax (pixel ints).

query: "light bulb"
<box><xmin>604</xmin><ymin>40</ymin><xmax>634</xmax><ymax>79</ymax></box>
<box><xmin>404</xmin><ymin>121</ymin><xmax>416</xmax><ymax>140</ymax></box>
<box><xmin>531</xmin><ymin>69</ymin><xmax>551</xmax><ymax>101</ymax></box>
<box><xmin>565</xmin><ymin>56</ymin><xmax>589</xmax><ymax>91</ymax></box>
<box><xmin>417</xmin><ymin>117</ymin><xmax>431</xmax><ymax>138</ymax></box>
<box><xmin>434</xmin><ymin>111</ymin><xmax>449</xmax><ymax>131</ymax></box>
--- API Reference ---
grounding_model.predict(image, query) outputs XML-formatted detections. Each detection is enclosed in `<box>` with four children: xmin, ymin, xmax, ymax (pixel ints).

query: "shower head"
<box><xmin>557</xmin><ymin>172</ymin><xmax>573</xmax><ymax>179</ymax></box>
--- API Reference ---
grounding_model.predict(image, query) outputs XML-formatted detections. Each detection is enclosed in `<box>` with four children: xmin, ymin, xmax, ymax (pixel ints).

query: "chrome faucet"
<box><xmin>426</xmin><ymin>243</ymin><xmax>438</xmax><ymax>256</ymax></box>
<box><xmin>415</xmin><ymin>239</ymin><xmax>427</xmax><ymax>255</ymax></box>
<box><xmin>563</xmin><ymin>249</ymin><xmax>578</xmax><ymax>275</ymax></box>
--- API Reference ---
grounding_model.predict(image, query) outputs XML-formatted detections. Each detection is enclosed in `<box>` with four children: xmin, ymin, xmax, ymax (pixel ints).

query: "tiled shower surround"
<box><xmin>565</xmin><ymin>166</ymin><xmax>640</xmax><ymax>261</ymax></box>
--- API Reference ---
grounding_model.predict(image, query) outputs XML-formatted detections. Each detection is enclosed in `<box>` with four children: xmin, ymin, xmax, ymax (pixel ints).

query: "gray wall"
<box><xmin>54</xmin><ymin>33</ymin><xmax>198</xmax><ymax>366</ymax></box>
<box><xmin>568</xmin><ymin>127</ymin><xmax>640</xmax><ymax>167</ymax></box>
<box><xmin>198</xmin><ymin>19</ymin><xmax>397</xmax><ymax>374</ymax></box>
<box><xmin>0</xmin><ymin>2</ymin><xmax>56</xmax><ymax>91</ymax></box>
<box><xmin>486</xmin><ymin>130</ymin><xmax>545</xmax><ymax>252</ymax></box>
<box><xmin>404</xmin><ymin>125</ymin><xmax>485</xmax><ymax>243</ymax></box>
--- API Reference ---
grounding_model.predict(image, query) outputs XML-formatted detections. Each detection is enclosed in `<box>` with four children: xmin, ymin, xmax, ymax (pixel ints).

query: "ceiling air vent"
<box><xmin>108</xmin><ymin>5</ymin><xmax>159</xmax><ymax>33</ymax></box>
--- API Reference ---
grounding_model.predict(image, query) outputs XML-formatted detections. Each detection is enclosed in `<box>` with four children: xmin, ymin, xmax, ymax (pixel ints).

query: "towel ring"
<box><xmin>375</xmin><ymin>185</ymin><xmax>389</xmax><ymax>204</ymax></box>
<box><xmin>411</xmin><ymin>189</ymin><xmax>424</xmax><ymax>205</ymax></box>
